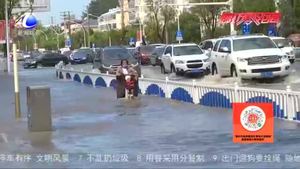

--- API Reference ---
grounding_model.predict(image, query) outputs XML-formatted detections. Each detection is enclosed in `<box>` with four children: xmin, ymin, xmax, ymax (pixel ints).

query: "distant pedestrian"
<box><xmin>116</xmin><ymin>59</ymin><xmax>138</xmax><ymax>99</ymax></box>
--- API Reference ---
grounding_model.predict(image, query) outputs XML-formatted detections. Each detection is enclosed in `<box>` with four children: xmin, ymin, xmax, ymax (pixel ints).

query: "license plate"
<box><xmin>192</xmin><ymin>69</ymin><xmax>203</xmax><ymax>73</ymax></box>
<box><xmin>261</xmin><ymin>72</ymin><xmax>273</xmax><ymax>78</ymax></box>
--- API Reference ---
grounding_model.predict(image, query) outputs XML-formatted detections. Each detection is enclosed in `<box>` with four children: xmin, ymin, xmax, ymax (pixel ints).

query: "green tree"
<box><xmin>191</xmin><ymin>0</ymin><xmax>227</xmax><ymax>39</ymax></box>
<box><xmin>278</xmin><ymin>0</ymin><xmax>300</xmax><ymax>36</ymax></box>
<box><xmin>178</xmin><ymin>12</ymin><xmax>201</xmax><ymax>43</ymax></box>
<box><xmin>146</xmin><ymin>0</ymin><xmax>176</xmax><ymax>43</ymax></box>
<box><xmin>84</xmin><ymin>0</ymin><xmax>119</xmax><ymax>17</ymax></box>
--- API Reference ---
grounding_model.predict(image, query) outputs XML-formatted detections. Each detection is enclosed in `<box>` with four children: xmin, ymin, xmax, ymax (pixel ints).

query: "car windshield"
<box><xmin>173</xmin><ymin>45</ymin><xmax>203</xmax><ymax>56</ymax></box>
<box><xmin>103</xmin><ymin>48</ymin><xmax>137</xmax><ymax>65</ymax></box>
<box><xmin>153</xmin><ymin>47</ymin><xmax>165</xmax><ymax>56</ymax></box>
<box><xmin>233</xmin><ymin>37</ymin><xmax>277</xmax><ymax>51</ymax></box>
<box><xmin>73</xmin><ymin>51</ymin><xmax>88</xmax><ymax>58</ymax></box>
<box><xmin>140</xmin><ymin>46</ymin><xmax>155</xmax><ymax>53</ymax></box>
<box><xmin>273</xmin><ymin>39</ymin><xmax>293</xmax><ymax>47</ymax></box>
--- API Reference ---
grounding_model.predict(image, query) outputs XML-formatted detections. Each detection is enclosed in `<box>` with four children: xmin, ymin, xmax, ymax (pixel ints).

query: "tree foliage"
<box><xmin>84</xmin><ymin>0</ymin><xmax>119</xmax><ymax>18</ymax></box>
<box><xmin>146</xmin><ymin>0</ymin><xmax>176</xmax><ymax>43</ymax></box>
<box><xmin>278</xmin><ymin>0</ymin><xmax>300</xmax><ymax>36</ymax></box>
<box><xmin>191</xmin><ymin>0</ymin><xmax>227</xmax><ymax>39</ymax></box>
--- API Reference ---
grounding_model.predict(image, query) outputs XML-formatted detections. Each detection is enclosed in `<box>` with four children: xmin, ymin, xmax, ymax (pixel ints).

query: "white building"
<box><xmin>97</xmin><ymin>0</ymin><xmax>189</xmax><ymax>31</ymax></box>
<box><xmin>98</xmin><ymin>8</ymin><xmax>123</xmax><ymax>31</ymax></box>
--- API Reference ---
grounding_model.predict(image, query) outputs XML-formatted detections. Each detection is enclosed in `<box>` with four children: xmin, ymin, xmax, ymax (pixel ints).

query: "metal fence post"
<box><xmin>234</xmin><ymin>82</ymin><xmax>239</xmax><ymax>103</ymax></box>
<box><xmin>166</xmin><ymin>76</ymin><xmax>170</xmax><ymax>98</ymax></box>
<box><xmin>286</xmin><ymin>85</ymin><xmax>294</xmax><ymax>120</ymax></box>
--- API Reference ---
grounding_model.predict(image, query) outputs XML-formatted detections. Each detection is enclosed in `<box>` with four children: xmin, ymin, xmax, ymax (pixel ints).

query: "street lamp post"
<box><xmin>5</xmin><ymin>0</ymin><xmax>11</xmax><ymax>72</ymax></box>
<box><xmin>50</xmin><ymin>26</ymin><xmax>64</xmax><ymax>51</ymax></box>
<box><xmin>177</xmin><ymin>11</ymin><xmax>181</xmax><ymax>44</ymax></box>
<box><xmin>68</xmin><ymin>20</ymin><xmax>87</xmax><ymax>47</ymax></box>
<box><xmin>33</xmin><ymin>30</ymin><xmax>49</xmax><ymax>50</ymax></box>
<box><xmin>86</xmin><ymin>6</ymin><xmax>90</xmax><ymax>47</ymax></box>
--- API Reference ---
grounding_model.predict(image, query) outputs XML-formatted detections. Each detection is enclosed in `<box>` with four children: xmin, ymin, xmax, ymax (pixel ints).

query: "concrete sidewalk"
<box><xmin>1</xmin><ymin>68</ymin><xmax>300</xmax><ymax>168</ymax></box>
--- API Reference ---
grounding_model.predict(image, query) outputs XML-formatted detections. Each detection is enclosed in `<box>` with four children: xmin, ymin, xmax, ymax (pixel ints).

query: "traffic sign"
<box><xmin>268</xmin><ymin>24</ymin><xmax>277</xmax><ymax>36</ymax></box>
<box><xmin>65</xmin><ymin>38</ymin><xmax>72</xmax><ymax>48</ymax></box>
<box><xmin>176</xmin><ymin>31</ymin><xmax>183</xmax><ymax>41</ymax></box>
<box><xmin>129</xmin><ymin>37</ymin><xmax>136</xmax><ymax>46</ymax></box>
<box><xmin>242</xmin><ymin>23</ymin><xmax>251</xmax><ymax>35</ymax></box>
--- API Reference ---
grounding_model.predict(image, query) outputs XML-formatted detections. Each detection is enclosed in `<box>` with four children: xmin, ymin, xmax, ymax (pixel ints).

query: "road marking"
<box><xmin>0</xmin><ymin>133</ymin><xmax>8</xmax><ymax>143</ymax></box>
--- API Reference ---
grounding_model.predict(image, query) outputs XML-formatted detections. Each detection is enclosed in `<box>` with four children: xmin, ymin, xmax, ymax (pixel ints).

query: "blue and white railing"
<box><xmin>56</xmin><ymin>67</ymin><xmax>300</xmax><ymax>122</ymax></box>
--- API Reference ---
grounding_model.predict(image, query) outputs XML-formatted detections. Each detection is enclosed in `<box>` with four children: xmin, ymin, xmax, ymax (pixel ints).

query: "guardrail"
<box><xmin>56</xmin><ymin>67</ymin><xmax>300</xmax><ymax>122</ymax></box>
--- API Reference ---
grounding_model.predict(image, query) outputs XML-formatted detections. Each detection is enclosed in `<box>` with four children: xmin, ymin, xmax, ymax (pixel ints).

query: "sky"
<box><xmin>36</xmin><ymin>0</ymin><xmax>90</xmax><ymax>26</ymax></box>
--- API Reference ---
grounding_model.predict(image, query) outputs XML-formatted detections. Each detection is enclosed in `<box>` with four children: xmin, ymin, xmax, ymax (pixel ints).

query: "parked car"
<box><xmin>69</xmin><ymin>48</ymin><xmax>95</xmax><ymax>64</ymax></box>
<box><xmin>288</xmin><ymin>34</ymin><xmax>300</xmax><ymax>47</ymax></box>
<box><xmin>93</xmin><ymin>46</ymin><xmax>141</xmax><ymax>76</ymax></box>
<box><xmin>134</xmin><ymin>45</ymin><xmax>156</xmax><ymax>65</ymax></box>
<box><xmin>24</xmin><ymin>52</ymin><xmax>69</xmax><ymax>68</ymax></box>
<box><xmin>160</xmin><ymin>43</ymin><xmax>211</xmax><ymax>75</ymax></box>
<box><xmin>10</xmin><ymin>50</ymin><xmax>24</xmax><ymax>61</ymax></box>
<box><xmin>270</xmin><ymin>37</ymin><xmax>295</xmax><ymax>64</ymax></box>
<box><xmin>150</xmin><ymin>46</ymin><xmax>166</xmax><ymax>66</ymax></box>
<box><xmin>199</xmin><ymin>39</ymin><xmax>217</xmax><ymax>57</ymax></box>
<box><xmin>210</xmin><ymin>35</ymin><xmax>290</xmax><ymax>79</ymax></box>
<box><xmin>23</xmin><ymin>56</ymin><xmax>38</xmax><ymax>69</ymax></box>
<box><xmin>149</xmin><ymin>43</ymin><xmax>165</xmax><ymax>47</ymax></box>
<box><xmin>23</xmin><ymin>52</ymin><xmax>31</xmax><ymax>59</ymax></box>
<box><xmin>23</xmin><ymin>51</ymin><xmax>42</xmax><ymax>68</ymax></box>
<box><xmin>127</xmin><ymin>47</ymin><xmax>135</xmax><ymax>56</ymax></box>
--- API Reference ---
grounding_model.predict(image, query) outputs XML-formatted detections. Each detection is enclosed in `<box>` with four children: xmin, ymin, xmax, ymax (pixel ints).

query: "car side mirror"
<box><xmin>277</xmin><ymin>43</ymin><xmax>284</xmax><ymax>49</ymax></box>
<box><xmin>220</xmin><ymin>47</ymin><xmax>231</xmax><ymax>53</ymax></box>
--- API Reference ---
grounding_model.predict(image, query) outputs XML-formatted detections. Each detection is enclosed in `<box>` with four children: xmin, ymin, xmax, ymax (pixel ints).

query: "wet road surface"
<box><xmin>0</xmin><ymin>68</ymin><xmax>300</xmax><ymax>168</ymax></box>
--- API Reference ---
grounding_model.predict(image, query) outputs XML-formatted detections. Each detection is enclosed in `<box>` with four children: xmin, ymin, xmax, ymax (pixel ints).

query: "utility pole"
<box><xmin>51</xmin><ymin>16</ymin><xmax>54</xmax><ymax>25</ymax></box>
<box><xmin>139</xmin><ymin>0</ymin><xmax>144</xmax><ymax>45</ymax></box>
<box><xmin>121</xmin><ymin>0</ymin><xmax>125</xmax><ymax>44</ymax></box>
<box><xmin>86</xmin><ymin>6</ymin><xmax>90</xmax><ymax>47</ymax></box>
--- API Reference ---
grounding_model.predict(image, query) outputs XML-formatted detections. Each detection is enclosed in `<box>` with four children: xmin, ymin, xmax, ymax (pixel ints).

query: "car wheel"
<box><xmin>290</xmin><ymin>59</ymin><xmax>295</xmax><ymax>64</ymax></box>
<box><xmin>231</xmin><ymin>64</ymin><xmax>238</xmax><ymax>77</ymax></box>
<box><xmin>212</xmin><ymin>63</ymin><xmax>218</xmax><ymax>76</ymax></box>
<box><xmin>171</xmin><ymin>64</ymin><xmax>176</xmax><ymax>73</ymax></box>
<box><xmin>161</xmin><ymin>64</ymin><xmax>166</xmax><ymax>74</ymax></box>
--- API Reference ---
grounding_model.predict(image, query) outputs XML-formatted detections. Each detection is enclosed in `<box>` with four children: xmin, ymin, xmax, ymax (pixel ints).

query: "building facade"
<box><xmin>97</xmin><ymin>0</ymin><xmax>189</xmax><ymax>31</ymax></box>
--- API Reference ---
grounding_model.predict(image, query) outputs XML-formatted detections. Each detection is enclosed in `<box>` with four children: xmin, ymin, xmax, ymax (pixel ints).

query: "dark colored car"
<box><xmin>23</xmin><ymin>51</ymin><xmax>42</xmax><ymax>69</ymax></box>
<box><xmin>93</xmin><ymin>46</ymin><xmax>141</xmax><ymax>76</ymax></box>
<box><xmin>24</xmin><ymin>53</ymin><xmax>69</xmax><ymax>68</ymax></box>
<box><xmin>127</xmin><ymin>47</ymin><xmax>135</xmax><ymax>56</ymax></box>
<box><xmin>69</xmin><ymin>48</ymin><xmax>95</xmax><ymax>64</ymax></box>
<box><xmin>150</xmin><ymin>46</ymin><xmax>165</xmax><ymax>66</ymax></box>
<box><xmin>134</xmin><ymin>45</ymin><xmax>156</xmax><ymax>65</ymax></box>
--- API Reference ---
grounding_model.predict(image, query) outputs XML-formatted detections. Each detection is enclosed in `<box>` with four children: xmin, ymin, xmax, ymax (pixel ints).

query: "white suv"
<box><xmin>161</xmin><ymin>43</ymin><xmax>211</xmax><ymax>75</ymax></box>
<box><xmin>210</xmin><ymin>35</ymin><xmax>291</xmax><ymax>79</ymax></box>
<box><xmin>270</xmin><ymin>36</ymin><xmax>295</xmax><ymax>64</ymax></box>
